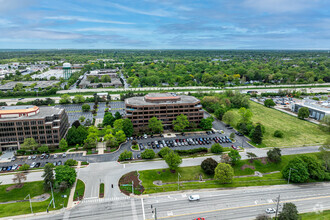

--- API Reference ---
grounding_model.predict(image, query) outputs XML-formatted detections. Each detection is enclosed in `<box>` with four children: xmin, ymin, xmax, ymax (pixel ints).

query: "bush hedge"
<box><xmin>174</xmin><ymin>147</ymin><xmax>208</xmax><ymax>156</ymax></box>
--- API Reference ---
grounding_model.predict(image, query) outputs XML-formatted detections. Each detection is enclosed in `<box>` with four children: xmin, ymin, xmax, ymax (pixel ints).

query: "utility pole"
<box><xmin>275</xmin><ymin>194</ymin><xmax>280</xmax><ymax>220</ymax></box>
<box><xmin>49</xmin><ymin>182</ymin><xmax>55</xmax><ymax>208</ymax></box>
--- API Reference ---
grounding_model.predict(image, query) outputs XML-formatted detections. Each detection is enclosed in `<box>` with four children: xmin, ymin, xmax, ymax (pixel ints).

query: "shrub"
<box><xmin>118</xmin><ymin>150</ymin><xmax>133</xmax><ymax>161</ymax></box>
<box><xmin>201</xmin><ymin>158</ymin><xmax>218</xmax><ymax>175</ymax></box>
<box><xmin>211</xmin><ymin>143</ymin><xmax>224</xmax><ymax>154</ymax></box>
<box><xmin>264</xmin><ymin>99</ymin><xmax>276</xmax><ymax>108</ymax></box>
<box><xmin>274</xmin><ymin>130</ymin><xmax>284</xmax><ymax>138</ymax></box>
<box><xmin>267</xmin><ymin>148</ymin><xmax>282</xmax><ymax>163</ymax></box>
<box><xmin>19</xmin><ymin>164</ymin><xmax>30</xmax><ymax>171</ymax></box>
<box><xmin>81</xmin><ymin>161</ymin><xmax>89</xmax><ymax>165</ymax></box>
<box><xmin>141</xmin><ymin>149</ymin><xmax>155</xmax><ymax>159</ymax></box>
<box><xmin>174</xmin><ymin>147</ymin><xmax>208</xmax><ymax>156</ymax></box>
<box><xmin>214</xmin><ymin>163</ymin><xmax>234</xmax><ymax>183</ymax></box>
<box><xmin>64</xmin><ymin>159</ymin><xmax>78</xmax><ymax>166</ymax></box>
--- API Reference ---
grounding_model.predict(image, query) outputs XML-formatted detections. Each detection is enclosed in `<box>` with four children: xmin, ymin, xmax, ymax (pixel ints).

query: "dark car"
<box><xmin>45</xmin><ymin>154</ymin><xmax>50</xmax><ymax>159</ymax></box>
<box><xmin>35</xmin><ymin>162</ymin><xmax>41</xmax><ymax>168</ymax></box>
<box><xmin>137</xmin><ymin>154</ymin><xmax>141</xmax><ymax>159</ymax></box>
<box><xmin>2</xmin><ymin>167</ymin><xmax>7</xmax><ymax>171</ymax></box>
<box><xmin>236</xmin><ymin>132</ymin><xmax>244</xmax><ymax>136</ymax></box>
<box><xmin>7</xmin><ymin>166</ymin><xmax>12</xmax><ymax>171</ymax></box>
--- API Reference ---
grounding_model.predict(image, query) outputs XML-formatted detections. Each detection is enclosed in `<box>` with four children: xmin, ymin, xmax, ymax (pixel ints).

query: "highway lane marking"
<box><xmin>141</xmin><ymin>198</ymin><xmax>146</xmax><ymax>220</ymax></box>
<box><xmin>145</xmin><ymin>195</ymin><xmax>330</xmax><ymax>220</ymax></box>
<box><xmin>131</xmin><ymin>198</ymin><xmax>138</xmax><ymax>220</ymax></box>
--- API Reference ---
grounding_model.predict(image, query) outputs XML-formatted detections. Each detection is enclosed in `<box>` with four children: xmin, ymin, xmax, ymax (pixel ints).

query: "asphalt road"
<box><xmin>28</xmin><ymin>183</ymin><xmax>330</xmax><ymax>220</ymax></box>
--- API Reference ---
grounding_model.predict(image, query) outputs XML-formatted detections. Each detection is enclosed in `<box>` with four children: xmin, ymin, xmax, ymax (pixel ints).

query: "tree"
<box><xmin>42</xmin><ymin>163</ymin><xmax>54</xmax><ymax>191</ymax></box>
<box><xmin>300</xmin><ymin>155</ymin><xmax>326</xmax><ymax>180</ymax></box>
<box><xmin>55</xmin><ymin>165</ymin><xmax>77</xmax><ymax>187</ymax></box>
<box><xmin>59</xmin><ymin>181</ymin><xmax>69</xmax><ymax>192</ymax></box>
<box><xmin>228</xmin><ymin>149</ymin><xmax>241</xmax><ymax>165</ymax></box>
<box><xmin>115</xmin><ymin>111</ymin><xmax>122</xmax><ymax>120</ymax></box>
<box><xmin>82</xmin><ymin>104</ymin><xmax>90</xmax><ymax>112</ymax></box>
<box><xmin>85</xmin><ymin>119</ymin><xmax>92</xmax><ymax>126</ymax></box>
<box><xmin>64</xmin><ymin>159</ymin><xmax>78</xmax><ymax>166</ymax></box>
<box><xmin>267</xmin><ymin>148</ymin><xmax>282</xmax><ymax>163</ymax></box>
<box><xmin>274</xmin><ymin>130</ymin><xmax>284</xmax><ymax>138</ymax></box>
<box><xmin>238</xmin><ymin>107</ymin><xmax>253</xmax><ymax>123</ymax></box>
<box><xmin>264</xmin><ymin>99</ymin><xmax>276</xmax><ymax>108</ymax></box>
<box><xmin>172</xmin><ymin>114</ymin><xmax>189</xmax><ymax>132</ymax></box>
<box><xmin>282</xmin><ymin>157</ymin><xmax>309</xmax><ymax>183</ymax></box>
<box><xmin>214</xmin><ymin>107</ymin><xmax>226</xmax><ymax>120</ymax></box>
<box><xmin>230</xmin><ymin>132</ymin><xmax>235</xmax><ymax>139</ymax></box>
<box><xmin>255</xmin><ymin>214</ymin><xmax>271</xmax><ymax>220</ymax></box>
<box><xmin>319</xmin><ymin>137</ymin><xmax>330</xmax><ymax>171</ymax></box>
<box><xmin>19</xmin><ymin>164</ymin><xmax>30</xmax><ymax>171</ymax></box>
<box><xmin>105</xmin><ymin>134</ymin><xmax>118</xmax><ymax>148</ymax></box>
<box><xmin>164</xmin><ymin>151</ymin><xmax>182</xmax><ymax>171</ymax></box>
<box><xmin>72</xmin><ymin>120</ymin><xmax>81</xmax><ymax>128</ymax></box>
<box><xmin>201</xmin><ymin>158</ymin><xmax>218</xmax><ymax>175</ymax></box>
<box><xmin>59</xmin><ymin>138</ymin><xmax>68</xmax><ymax>150</ymax></box>
<box><xmin>131</xmin><ymin>78</ymin><xmax>140</xmax><ymax>87</ymax></box>
<box><xmin>38</xmin><ymin>145</ymin><xmax>49</xmax><ymax>153</ymax></box>
<box><xmin>113</xmin><ymin>119</ymin><xmax>124</xmax><ymax>131</ymax></box>
<box><xmin>141</xmin><ymin>149</ymin><xmax>156</xmax><ymax>159</ymax></box>
<box><xmin>148</xmin><ymin>117</ymin><xmax>164</xmax><ymax>134</ymax></box>
<box><xmin>118</xmin><ymin>150</ymin><xmax>133</xmax><ymax>161</ymax></box>
<box><xmin>200</xmin><ymin>117</ymin><xmax>214</xmax><ymax>130</ymax></box>
<box><xmin>278</xmin><ymin>203</ymin><xmax>299</xmax><ymax>220</ymax></box>
<box><xmin>13</xmin><ymin>172</ymin><xmax>27</xmax><ymax>186</ymax></box>
<box><xmin>21</xmin><ymin>138</ymin><xmax>38</xmax><ymax>151</ymax></box>
<box><xmin>59</xmin><ymin>94</ymin><xmax>71</xmax><ymax>104</ymax></box>
<box><xmin>115</xmin><ymin>130</ymin><xmax>126</xmax><ymax>143</ymax></box>
<box><xmin>158</xmin><ymin>147</ymin><xmax>172</xmax><ymax>158</ymax></box>
<box><xmin>246</xmin><ymin>152</ymin><xmax>257</xmax><ymax>162</ymax></box>
<box><xmin>79</xmin><ymin>116</ymin><xmax>85</xmax><ymax>122</ymax></box>
<box><xmin>72</xmin><ymin>95</ymin><xmax>85</xmax><ymax>104</ymax></box>
<box><xmin>298</xmin><ymin>107</ymin><xmax>309</xmax><ymax>119</ymax></box>
<box><xmin>103</xmin><ymin>112</ymin><xmax>116</xmax><ymax>127</ymax></box>
<box><xmin>214</xmin><ymin>163</ymin><xmax>234</xmax><ymax>184</ymax></box>
<box><xmin>211</xmin><ymin>143</ymin><xmax>224</xmax><ymax>154</ymax></box>
<box><xmin>122</xmin><ymin>119</ymin><xmax>134</xmax><ymax>137</ymax></box>
<box><xmin>251</xmin><ymin>124</ymin><xmax>263</xmax><ymax>144</ymax></box>
<box><xmin>222</xmin><ymin>111</ymin><xmax>235</xmax><ymax>126</ymax></box>
<box><xmin>319</xmin><ymin>115</ymin><xmax>330</xmax><ymax>132</ymax></box>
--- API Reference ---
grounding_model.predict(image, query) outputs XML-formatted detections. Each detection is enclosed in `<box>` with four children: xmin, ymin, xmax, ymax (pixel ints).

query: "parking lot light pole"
<box><xmin>178</xmin><ymin>172</ymin><xmax>181</xmax><ymax>191</ymax></box>
<box><xmin>25</xmin><ymin>194</ymin><xmax>33</xmax><ymax>214</ymax></box>
<box><xmin>49</xmin><ymin>181</ymin><xmax>55</xmax><ymax>208</ymax></box>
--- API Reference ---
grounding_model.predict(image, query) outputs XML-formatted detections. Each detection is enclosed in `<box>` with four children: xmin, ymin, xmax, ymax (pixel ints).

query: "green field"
<box><xmin>74</xmin><ymin>179</ymin><xmax>85</xmax><ymax>200</ymax></box>
<box><xmin>0</xmin><ymin>181</ymin><xmax>70</xmax><ymax>217</ymax></box>
<box><xmin>230</xmin><ymin>101</ymin><xmax>327</xmax><ymax>148</ymax></box>
<box><xmin>300</xmin><ymin>210</ymin><xmax>330</xmax><ymax>220</ymax></box>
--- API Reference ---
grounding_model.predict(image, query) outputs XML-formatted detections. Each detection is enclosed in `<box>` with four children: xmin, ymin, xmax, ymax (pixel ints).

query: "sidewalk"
<box><xmin>67</xmin><ymin>161</ymin><xmax>81</xmax><ymax>209</ymax></box>
<box><xmin>96</xmin><ymin>142</ymin><xmax>105</xmax><ymax>155</ymax></box>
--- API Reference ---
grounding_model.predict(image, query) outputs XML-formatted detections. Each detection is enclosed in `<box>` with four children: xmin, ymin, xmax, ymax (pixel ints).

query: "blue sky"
<box><xmin>0</xmin><ymin>0</ymin><xmax>329</xmax><ymax>49</ymax></box>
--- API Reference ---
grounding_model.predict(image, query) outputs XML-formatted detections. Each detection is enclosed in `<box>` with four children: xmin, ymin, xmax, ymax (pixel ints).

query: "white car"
<box><xmin>188</xmin><ymin>195</ymin><xmax>200</xmax><ymax>201</ymax></box>
<box><xmin>12</xmin><ymin>164</ymin><xmax>18</xmax><ymax>170</ymax></box>
<box><xmin>28</xmin><ymin>156</ymin><xmax>32</xmax><ymax>160</ymax></box>
<box><xmin>143</xmin><ymin>134</ymin><xmax>148</xmax><ymax>139</ymax></box>
<box><xmin>265</xmin><ymin>208</ymin><xmax>276</xmax><ymax>214</ymax></box>
<box><xmin>54</xmin><ymin>154</ymin><xmax>58</xmax><ymax>159</ymax></box>
<box><xmin>30</xmin><ymin>162</ymin><xmax>36</xmax><ymax>168</ymax></box>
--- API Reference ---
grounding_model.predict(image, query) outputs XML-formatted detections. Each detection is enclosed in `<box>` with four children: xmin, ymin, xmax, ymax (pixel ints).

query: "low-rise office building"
<box><xmin>0</xmin><ymin>105</ymin><xmax>69</xmax><ymax>152</ymax></box>
<box><xmin>125</xmin><ymin>93</ymin><xmax>204</xmax><ymax>130</ymax></box>
<box><xmin>290</xmin><ymin>98</ymin><xmax>329</xmax><ymax>120</ymax></box>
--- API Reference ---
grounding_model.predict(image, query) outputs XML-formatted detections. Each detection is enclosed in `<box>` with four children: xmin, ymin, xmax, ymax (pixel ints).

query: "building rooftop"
<box><xmin>0</xmin><ymin>106</ymin><xmax>64</xmax><ymax>121</ymax></box>
<box><xmin>125</xmin><ymin>93</ymin><xmax>200</xmax><ymax>105</ymax></box>
<box><xmin>0</xmin><ymin>81</ymin><xmax>60</xmax><ymax>91</ymax></box>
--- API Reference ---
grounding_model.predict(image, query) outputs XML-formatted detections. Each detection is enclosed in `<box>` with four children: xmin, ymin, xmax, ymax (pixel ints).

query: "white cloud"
<box><xmin>243</xmin><ymin>0</ymin><xmax>318</xmax><ymax>13</ymax></box>
<box><xmin>107</xmin><ymin>2</ymin><xmax>173</xmax><ymax>17</ymax></box>
<box><xmin>45</xmin><ymin>16</ymin><xmax>134</xmax><ymax>25</ymax></box>
<box><xmin>75</xmin><ymin>27</ymin><xmax>152</xmax><ymax>35</ymax></box>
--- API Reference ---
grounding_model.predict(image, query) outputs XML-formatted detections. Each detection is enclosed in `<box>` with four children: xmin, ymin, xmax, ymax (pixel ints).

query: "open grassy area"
<box><xmin>300</xmin><ymin>210</ymin><xmax>330</xmax><ymax>220</ymax></box>
<box><xmin>138</xmin><ymin>153</ymin><xmax>321</xmax><ymax>194</ymax></box>
<box><xmin>230</xmin><ymin>101</ymin><xmax>327</xmax><ymax>148</ymax></box>
<box><xmin>0</xmin><ymin>181</ymin><xmax>70</xmax><ymax>218</ymax></box>
<box><xmin>74</xmin><ymin>179</ymin><xmax>85</xmax><ymax>201</ymax></box>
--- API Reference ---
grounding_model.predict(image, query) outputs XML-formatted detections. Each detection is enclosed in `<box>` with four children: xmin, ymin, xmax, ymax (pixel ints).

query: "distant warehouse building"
<box><xmin>0</xmin><ymin>105</ymin><xmax>69</xmax><ymax>152</ymax></box>
<box><xmin>290</xmin><ymin>98</ymin><xmax>330</xmax><ymax>121</ymax></box>
<box><xmin>125</xmin><ymin>93</ymin><xmax>204</xmax><ymax>130</ymax></box>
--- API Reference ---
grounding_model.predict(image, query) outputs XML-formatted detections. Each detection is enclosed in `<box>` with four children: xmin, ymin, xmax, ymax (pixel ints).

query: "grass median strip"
<box><xmin>74</xmin><ymin>179</ymin><xmax>85</xmax><ymax>201</ymax></box>
<box><xmin>99</xmin><ymin>183</ymin><xmax>104</xmax><ymax>198</ymax></box>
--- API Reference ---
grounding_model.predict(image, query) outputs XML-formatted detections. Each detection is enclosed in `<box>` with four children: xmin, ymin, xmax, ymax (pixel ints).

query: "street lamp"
<box><xmin>288</xmin><ymin>168</ymin><xmax>298</xmax><ymax>184</ymax></box>
<box><xmin>24</xmin><ymin>194</ymin><xmax>33</xmax><ymax>214</ymax></box>
<box><xmin>49</xmin><ymin>181</ymin><xmax>55</xmax><ymax>208</ymax></box>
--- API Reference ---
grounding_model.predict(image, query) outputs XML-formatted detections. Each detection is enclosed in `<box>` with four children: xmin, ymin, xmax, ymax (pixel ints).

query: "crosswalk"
<box><xmin>81</xmin><ymin>196</ymin><xmax>131</xmax><ymax>204</ymax></box>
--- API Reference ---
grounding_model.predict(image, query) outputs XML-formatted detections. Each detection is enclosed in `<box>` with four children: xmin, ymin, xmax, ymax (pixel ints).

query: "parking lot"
<box><xmin>55</xmin><ymin>101</ymin><xmax>125</xmax><ymax>125</ymax></box>
<box><xmin>0</xmin><ymin>152</ymin><xmax>83</xmax><ymax>172</ymax></box>
<box><xmin>126</xmin><ymin>131</ymin><xmax>240</xmax><ymax>158</ymax></box>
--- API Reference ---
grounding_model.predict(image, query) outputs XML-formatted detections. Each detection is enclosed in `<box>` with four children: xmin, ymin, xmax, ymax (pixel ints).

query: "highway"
<box><xmin>28</xmin><ymin>183</ymin><xmax>330</xmax><ymax>220</ymax></box>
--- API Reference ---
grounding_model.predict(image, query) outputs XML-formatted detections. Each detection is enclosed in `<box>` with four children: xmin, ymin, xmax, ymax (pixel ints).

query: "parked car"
<box><xmin>231</xmin><ymin>145</ymin><xmax>238</xmax><ymax>150</ymax></box>
<box><xmin>35</xmin><ymin>162</ymin><xmax>41</xmax><ymax>168</ymax></box>
<box><xmin>188</xmin><ymin>195</ymin><xmax>200</xmax><ymax>201</ymax></box>
<box><xmin>143</xmin><ymin>134</ymin><xmax>148</xmax><ymax>139</ymax></box>
<box><xmin>53</xmin><ymin>162</ymin><xmax>57</xmax><ymax>166</ymax></box>
<box><xmin>58</xmin><ymin>161</ymin><xmax>62</xmax><ymax>166</ymax></box>
<box><xmin>2</xmin><ymin>167</ymin><xmax>7</xmax><ymax>171</ymax></box>
<box><xmin>54</xmin><ymin>154</ymin><xmax>58</xmax><ymax>159</ymax></box>
<box><xmin>62</xmin><ymin>153</ymin><xmax>66</xmax><ymax>158</ymax></box>
<box><xmin>7</xmin><ymin>166</ymin><xmax>12</xmax><ymax>171</ymax></box>
<box><xmin>45</xmin><ymin>154</ymin><xmax>50</xmax><ymax>159</ymax></box>
<box><xmin>265</xmin><ymin>208</ymin><xmax>276</xmax><ymax>214</ymax></box>
<box><xmin>28</xmin><ymin>156</ymin><xmax>32</xmax><ymax>160</ymax></box>
<box><xmin>32</xmin><ymin>155</ymin><xmax>37</xmax><ymax>160</ymax></box>
<box><xmin>40</xmin><ymin>153</ymin><xmax>46</xmax><ymax>159</ymax></box>
<box><xmin>12</xmin><ymin>164</ymin><xmax>18</xmax><ymax>170</ymax></box>
<box><xmin>30</xmin><ymin>162</ymin><xmax>36</xmax><ymax>168</ymax></box>
<box><xmin>11</xmin><ymin>156</ymin><xmax>16</xmax><ymax>161</ymax></box>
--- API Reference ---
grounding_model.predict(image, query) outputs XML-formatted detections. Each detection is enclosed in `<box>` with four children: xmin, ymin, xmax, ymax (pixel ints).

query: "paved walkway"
<box><xmin>96</xmin><ymin>142</ymin><xmax>105</xmax><ymax>155</ymax></box>
<box><xmin>67</xmin><ymin>161</ymin><xmax>81</xmax><ymax>209</ymax></box>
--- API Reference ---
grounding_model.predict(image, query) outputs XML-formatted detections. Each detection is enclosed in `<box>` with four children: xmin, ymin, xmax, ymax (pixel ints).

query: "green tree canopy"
<box><xmin>38</xmin><ymin>145</ymin><xmax>49</xmax><ymax>153</ymax></box>
<box><xmin>251</xmin><ymin>124</ymin><xmax>263</xmax><ymax>144</ymax></box>
<box><xmin>222</xmin><ymin>111</ymin><xmax>235</xmax><ymax>126</ymax></box>
<box><xmin>59</xmin><ymin>94</ymin><xmax>71</xmax><ymax>104</ymax></box>
<box><xmin>82</xmin><ymin>104</ymin><xmax>90</xmax><ymax>112</ymax></box>
<box><xmin>172</xmin><ymin>114</ymin><xmax>189</xmax><ymax>132</ymax></box>
<box><xmin>21</xmin><ymin>138</ymin><xmax>38</xmax><ymax>151</ymax></box>
<box><xmin>55</xmin><ymin>165</ymin><xmax>77</xmax><ymax>187</ymax></box>
<box><xmin>200</xmin><ymin>117</ymin><xmax>214</xmax><ymax>130</ymax></box>
<box><xmin>267</xmin><ymin>148</ymin><xmax>282</xmax><ymax>163</ymax></box>
<box><xmin>141</xmin><ymin>149</ymin><xmax>156</xmax><ymax>159</ymax></box>
<box><xmin>278</xmin><ymin>203</ymin><xmax>299</xmax><ymax>220</ymax></box>
<box><xmin>214</xmin><ymin>163</ymin><xmax>234</xmax><ymax>183</ymax></box>
<box><xmin>103</xmin><ymin>112</ymin><xmax>116</xmax><ymax>127</ymax></box>
<box><xmin>42</xmin><ymin>163</ymin><xmax>54</xmax><ymax>191</ymax></box>
<box><xmin>115</xmin><ymin>130</ymin><xmax>126</xmax><ymax>143</ymax></box>
<box><xmin>122</xmin><ymin>118</ymin><xmax>134</xmax><ymax>137</ymax></box>
<box><xmin>211</xmin><ymin>143</ymin><xmax>224</xmax><ymax>154</ymax></box>
<box><xmin>298</xmin><ymin>107</ymin><xmax>309</xmax><ymax>119</ymax></box>
<box><xmin>282</xmin><ymin>157</ymin><xmax>309</xmax><ymax>183</ymax></box>
<box><xmin>238</xmin><ymin>107</ymin><xmax>253</xmax><ymax>123</ymax></box>
<box><xmin>164</xmin><ymin>151</ymin><xmax>182</xmax><ymax>170</ymax></box>
<box><xmin>264</xmin><ymin>99</ymin><xmax>276</xmax><ymax>108</ymax></box>
<box><xmin>72</xmin><ymin>95</ymin><xmax>85</xmax><ymax>104</ymax></box>
<box><xmin>201</xmin><ymin>158</ymin><xmax>218</xmax><ymax>175</ymax></box>
<box><xmin>148</xmin><ymin>117</ymin><xmax>164</xmax><ymax>134</ymax></box>
<box><xmin>59</xmin><ymin>138</ymin><xmax>68</xmax><ymax>150</ymax></box>
<box><xmin>158</xmin><ymin>146</ymin><xmax>172</xmax><ymax>158</ymax></box>
<box><xmin>118</xmin><ymin>150</ymin><xmax>133</xmax><ymax>161</ymax></box>
<box><xmin>228</xmin><ymin>149</ymin><xmax>241</xmax><ymax>165</ymax></box>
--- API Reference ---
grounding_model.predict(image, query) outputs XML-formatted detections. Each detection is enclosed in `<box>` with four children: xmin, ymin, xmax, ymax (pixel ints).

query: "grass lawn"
<box><xmin>99</xmin><ymin>183</ymin><xmax>104</xmax><ymax>198</ymax></box>
<box><xmin>300</xmin><ymin>210</ymin><xmax>330</xmax><ymax>220</ymax></box>
<box><xmin>73</xmin><ymin>179</ymin><xmax>85</xmax><ymax>200</ymax></box>
<box><xmin>139</xmin><ymin>153</ymin><xmax>321</xmax><ymax>194</ymax></box>
<box><xmin>230</xmin><ymin>101</ymin><xmax>327</xmax><ymax>148</ymax></box>
<box><xmin>0</xmin><ymin>181</ymin><xmax>70</xmax><ymax>218</ymax></box>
